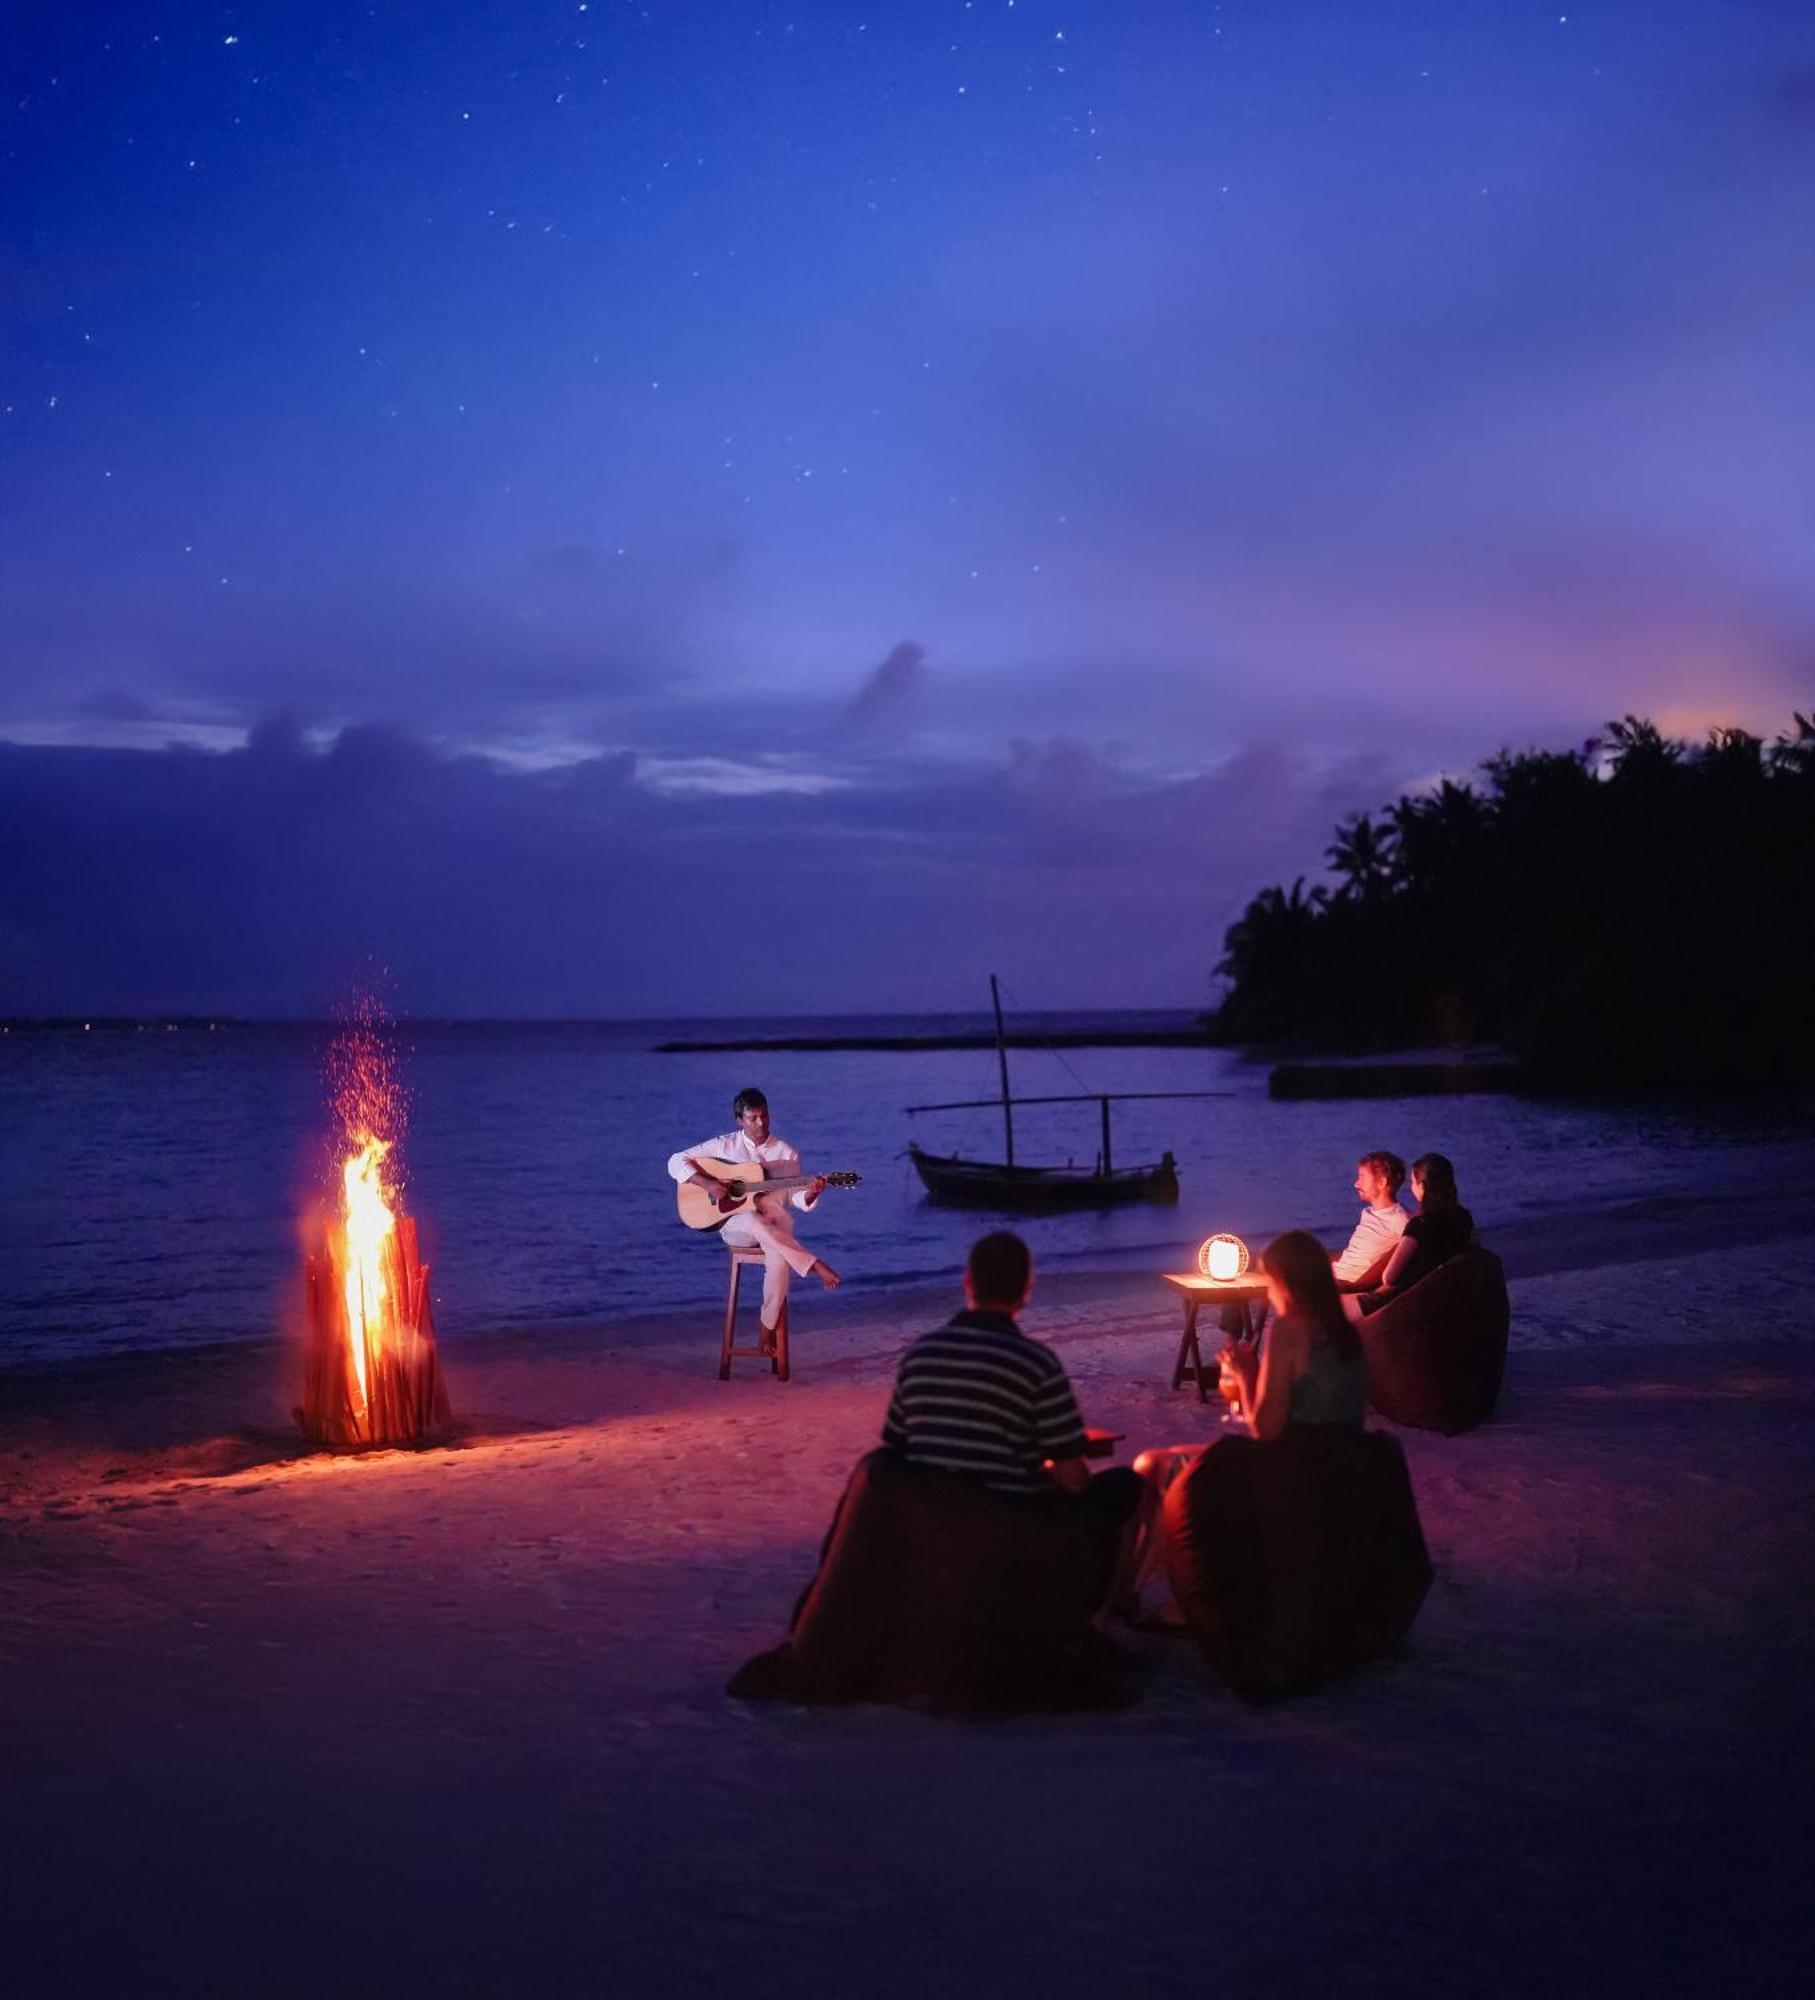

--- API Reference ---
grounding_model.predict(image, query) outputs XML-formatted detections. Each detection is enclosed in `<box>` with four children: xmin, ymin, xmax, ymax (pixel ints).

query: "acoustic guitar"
<box><xmin>676</xmin><ymin>1156</ymin><xmax>862</xmax><ymax>1231</ymax></box>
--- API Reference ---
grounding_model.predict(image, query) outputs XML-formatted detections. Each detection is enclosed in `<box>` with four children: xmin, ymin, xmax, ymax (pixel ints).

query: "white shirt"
<box><xmin>667</xmin><ymin>1130</ymin><xmax>816</xmax><ymax>1211</ymax></box>
<box><xmin>1333</xmin><ymin>1200</ymin><xmax>1409</xmax><ymax>1283</ymax></box>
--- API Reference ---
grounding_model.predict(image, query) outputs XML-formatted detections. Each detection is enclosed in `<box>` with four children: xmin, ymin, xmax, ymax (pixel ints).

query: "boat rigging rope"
<box><xmin>992</xmin><ymin>976</ymin><xmax>1100</xmax><ymax>1097</ymax></box>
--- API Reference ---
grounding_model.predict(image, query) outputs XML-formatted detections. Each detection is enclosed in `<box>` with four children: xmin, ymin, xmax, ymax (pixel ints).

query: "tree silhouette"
<box><xmin>1604</xmin><ymin>714</ymin><xmax>1682</xmax><ymax>776</ymax></box>
<box><xmin>1206</xmin><ymin>711</ymin><xmax>1815</xmax><ymax>1088</ymax></box>
<box><xmin>1770</xmin><ymin>711</ymin><xmax>1815</xmax><ymax>780</ymax></box>
<box><xmin>1325</xmin><ymin>812</ymin><xmax>1394</xmax><ymax>903</ymax></box>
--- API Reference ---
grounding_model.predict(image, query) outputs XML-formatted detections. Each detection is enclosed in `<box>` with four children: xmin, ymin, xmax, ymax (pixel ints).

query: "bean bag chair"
<box><xmin>728</xmin><ymin>1448</ymin><xmax>1128</xmax><ymax>1715</ymax></box>
<box><xmin>1163</xmin><ymin>1425</ymin><xmax>1432</xmax><ymax>1702</ymax></box>
<box><xmin>1359</xmin><ymin>1246</ymin><xmax>1510</xmax><ymax>1435</ymax></box>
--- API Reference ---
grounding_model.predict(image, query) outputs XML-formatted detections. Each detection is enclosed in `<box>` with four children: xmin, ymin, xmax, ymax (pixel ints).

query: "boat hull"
<box><xmin>908</xmin><ymin>1143</ymin><xmax>1179</xmax><ymax>1210</ymax></box>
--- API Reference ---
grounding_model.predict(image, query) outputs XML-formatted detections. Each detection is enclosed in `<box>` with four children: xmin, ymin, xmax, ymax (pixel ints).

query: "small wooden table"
<box><xmin>1162</xmin><ymin>1272</ymin><xmax>1270</xmax><ymax>1402</ymax></box>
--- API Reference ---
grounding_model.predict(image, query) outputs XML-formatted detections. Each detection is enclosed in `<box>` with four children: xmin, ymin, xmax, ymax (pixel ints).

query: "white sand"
<box><xmin>4</xmin><ymin>1206</ymin><xmax>1814</xmax><ymax>1997</ymax></box>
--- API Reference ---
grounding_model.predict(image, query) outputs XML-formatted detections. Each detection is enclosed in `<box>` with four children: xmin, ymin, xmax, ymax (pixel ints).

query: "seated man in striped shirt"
<box><xmin>882</xmin><ymin>1231</ymin><xmax>1148</xmax><ymax>1586</ymax></box>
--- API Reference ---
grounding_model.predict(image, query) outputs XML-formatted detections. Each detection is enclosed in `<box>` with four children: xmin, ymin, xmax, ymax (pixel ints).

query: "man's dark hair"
<box><xmin>732</xmin><ymin>1087</ymin><xmax>769</xmax><ymax>1117</ymax></box>
<box><xmin>1358</xmin><ymin>1150</ymin><xmax>1406</xmax><ymax>1196</ymax></box>
<box><xmin>966</xmin><ymin>1230</ymin><xmax>1032</xmax><ymax>1307</ymax></box>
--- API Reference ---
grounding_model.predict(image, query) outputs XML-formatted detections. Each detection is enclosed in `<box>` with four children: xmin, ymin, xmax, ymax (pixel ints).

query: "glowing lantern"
<box><xmin>1197</xmin><ymin>1232</ymin><xmax>1250</xmax><ymax>1281</ymax></box>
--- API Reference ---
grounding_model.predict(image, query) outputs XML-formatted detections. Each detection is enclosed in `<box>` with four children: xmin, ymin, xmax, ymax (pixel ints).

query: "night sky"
<box><xmin>4</xmin><ymin>2</ymin><xmax>1812</xmax><ymax>1016</ymax></box>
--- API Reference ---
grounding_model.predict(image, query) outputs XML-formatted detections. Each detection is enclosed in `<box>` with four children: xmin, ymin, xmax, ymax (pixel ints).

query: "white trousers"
<box><xmin>720</xmin><ymin>1199</ymin><xmax>817</xmax><ymax>1329</ymax></box>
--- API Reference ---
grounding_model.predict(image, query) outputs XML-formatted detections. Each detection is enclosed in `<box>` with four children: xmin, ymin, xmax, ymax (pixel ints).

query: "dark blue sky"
<box><xmin>4</xmin><ymin>2</ymin><xmax>1812</xmax><ymax>1014</ymax></box>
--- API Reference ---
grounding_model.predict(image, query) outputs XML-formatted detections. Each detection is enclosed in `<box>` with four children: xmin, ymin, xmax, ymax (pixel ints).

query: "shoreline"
<box><xmin>5</xmin><ymin>1199</ymin><xmax>1811</xmax><ymax>1517</ymax></box>
<box><xmin>7</xmin><ymin>1178</ymin><xmax>1810</xmax><ymax>1391</ymax></box>
<box><xmin>654</xmin><ymin>1029</ymin><xmax>1217</xmax><ymax>1052</ymax></box>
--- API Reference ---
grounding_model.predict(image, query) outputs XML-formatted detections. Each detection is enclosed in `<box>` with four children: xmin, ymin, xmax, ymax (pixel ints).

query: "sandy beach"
<box><xmin>5</xmin><ymin>1189</ymin><xmax>1814</xmax><ymax>1997</ymax></box>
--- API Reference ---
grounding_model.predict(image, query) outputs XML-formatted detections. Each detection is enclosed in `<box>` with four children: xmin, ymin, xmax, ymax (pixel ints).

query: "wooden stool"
<box><xmin>719</xmin><ymin>1242</ymin><xmax>791</xmax><ymax>1381</ymax></box>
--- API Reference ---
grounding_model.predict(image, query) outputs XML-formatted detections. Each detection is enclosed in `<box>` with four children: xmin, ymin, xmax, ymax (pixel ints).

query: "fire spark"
<box><xmin>298</xmin><ymin>1015</ymin><xmax>450</xmax><ymax>1448</ymax></box>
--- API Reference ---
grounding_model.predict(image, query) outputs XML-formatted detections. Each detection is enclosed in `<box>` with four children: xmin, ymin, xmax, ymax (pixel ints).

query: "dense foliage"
<box><xmin>1207</xmin><ymin>714</ymin><xmax>1815</xmax><ymax>1088</ymax></box>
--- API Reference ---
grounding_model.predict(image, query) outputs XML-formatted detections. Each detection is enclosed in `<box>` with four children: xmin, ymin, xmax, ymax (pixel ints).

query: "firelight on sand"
<box><xmin>298</xmin><ymin>1013</ymin><xmax>451</xmax><ymax>1448</ymax></box>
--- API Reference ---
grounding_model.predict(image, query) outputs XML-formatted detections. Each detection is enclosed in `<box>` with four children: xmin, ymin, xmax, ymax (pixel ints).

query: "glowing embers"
<box><xmin>299</xmin><ymin>1014</ymin><xmax>451</xmax><ymax>1448</ymax></box>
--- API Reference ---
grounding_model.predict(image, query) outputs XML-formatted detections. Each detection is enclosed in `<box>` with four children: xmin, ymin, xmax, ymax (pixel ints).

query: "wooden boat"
<box><xmin>904</xmin><ymin>976</ymin><xmax>1224</xmax><ymax>1211</ymax></box>
<box><xmin>906</xmin><ymin>1142</ymin><xmax>1179</xmax><ymax>1209</ymax></box>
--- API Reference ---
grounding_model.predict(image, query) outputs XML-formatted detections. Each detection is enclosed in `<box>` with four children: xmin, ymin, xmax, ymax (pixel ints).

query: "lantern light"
<box><xmin>1197</xmin><ymin>1232</ymin><xmax>1250</xmax><ymax>1281</ymax></box>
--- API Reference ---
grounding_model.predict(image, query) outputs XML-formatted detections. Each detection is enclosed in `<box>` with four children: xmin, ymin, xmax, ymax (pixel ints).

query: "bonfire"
<box><xmin>297</xmin><ymin>1011</ymin><xmax>451</xmax><ymax>1447</ymax></box>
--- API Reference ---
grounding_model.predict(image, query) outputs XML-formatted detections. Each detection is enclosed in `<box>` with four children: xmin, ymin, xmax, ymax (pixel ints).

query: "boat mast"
<box><xmin>989</xmin><ymin>973</ymin><xmax>1014</xmax><ymax>1166</ymax></box>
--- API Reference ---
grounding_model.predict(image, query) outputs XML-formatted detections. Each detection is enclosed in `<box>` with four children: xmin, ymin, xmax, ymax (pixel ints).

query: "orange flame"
<box><xmin>300</xmin><ymin>1000</ymin><xmax>448</xmax><ymax>1450</ymax></box>
<box><xmin>339</xmin><ymin>1133</ymin><xmax>397</xmax><ymax>1412</ymax></box>
<box><xmin>326</xmin><ymin>1002</ymin><xmax>407</xmax><ymax>1416</ymax></box>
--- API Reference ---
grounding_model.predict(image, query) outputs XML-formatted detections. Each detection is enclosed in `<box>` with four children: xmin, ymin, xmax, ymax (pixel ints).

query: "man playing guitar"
<box><xmin>667</xmin><ymin>1087</ymin><xmax>842</xmax><ymax>1346</ymax></box>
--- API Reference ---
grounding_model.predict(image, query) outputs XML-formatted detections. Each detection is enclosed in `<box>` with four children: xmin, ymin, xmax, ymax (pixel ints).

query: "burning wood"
<box><xmin>298</xmin><ymin>1014</ymin><xmax>451</xmax><ymax>1448</ymax></box>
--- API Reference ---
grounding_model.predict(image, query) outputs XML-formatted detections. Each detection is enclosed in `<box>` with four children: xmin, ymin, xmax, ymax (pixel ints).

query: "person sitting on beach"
<box><xmin>1344</xmin><ymin>1151</ymin><xmax>1475</xmax><ymax>1322</ymax></box>
<box><xmin>1141</xmin><ymin>1228</ymin><xmax>1366</xmax><ymax>1483</ymax></box>
<box><xmin>883</xmin><ymin>1231</ymin><xmax>1149</xmax><ymax>1606</ymax></box>
<box><xmin>1221</xmin><ymin>1229</ymin><xmax>1368</xmax><ymax>1435</ymax></box>
<box><xmin>667</xmin><ymin>1087</ymin><xmax>840</xmax><ymax>1345</ymax></box>
<box><xmin>1211</xmin><ymin>1149</ymin><xmax>1406</xmax><ymax>1339</ymax></box>
<box><xmin>1331</xmin><ymin>1150</ymin><xmax>1410</xmax><ymax>1291</ymax></box>
<box><xmin>1138</xmin><ymin>1229</ymin><xmax>1431</xmax><ymax>1694</ymax></box>
<box><xmin>1130</xmin><ymin>1228</ymin><xmax>1368</xmax><ymax>1619</ymax></box>
<box><xmin>727</xmin><ymin>1232</ymin><xmax>1150</xmax><ymax>1712</ymax></box>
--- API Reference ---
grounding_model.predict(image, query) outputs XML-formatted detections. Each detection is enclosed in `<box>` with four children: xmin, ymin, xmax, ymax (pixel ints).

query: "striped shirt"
<box><xmin>881</xmin><ymin>1310</ymin><xmax>1091</xmax><ymax>1497</ymax></box>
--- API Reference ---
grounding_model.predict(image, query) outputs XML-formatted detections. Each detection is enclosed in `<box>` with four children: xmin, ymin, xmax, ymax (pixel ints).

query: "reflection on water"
<box><xmin>4</xmin><ymin>1018</ymin><xmax>1812</xmax><ymax>1368</ymax></box>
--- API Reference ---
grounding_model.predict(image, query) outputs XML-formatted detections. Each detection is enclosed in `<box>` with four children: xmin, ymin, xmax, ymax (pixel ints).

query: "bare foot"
<box><xmin>811</xmin><ymin>1258</ymin><xmax>842</xmax><ymax>1291</ymax></box>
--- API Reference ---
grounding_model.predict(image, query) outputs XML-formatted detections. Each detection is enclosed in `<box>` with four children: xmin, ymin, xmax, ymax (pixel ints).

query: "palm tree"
<box><xmin>1604</xmin><ymin>714</ymin><xmax>1683</xmax><ymax>779</ymax></box>
<box><xmin>1325</xmin><ymin>811</ymin><xmax>1394</xmax><ymax>902</ymax></box>
<box><xmin>1700</xmin><ymin>727</ymin><xmax>1764</xmax><ymax>789</ymax></box>
<box><xmin>1208</xmin><ymin>710</ymin><xmax>1813</xmax><ymax>1082</ymax></box>
<box><xmin>1769</xmin><ymin>711</ymin><xmax>1815</xmax><ymax>781</ymax></box>
<box><xmin>1213</xmin><ymin>878</ymin><xmax>1329</xmax><ymax>1040</ymax></box>
<box><xmin>1430</xmin><ymin>777</ymin><xmax>1485</xmax><ymax>837</ymax></box>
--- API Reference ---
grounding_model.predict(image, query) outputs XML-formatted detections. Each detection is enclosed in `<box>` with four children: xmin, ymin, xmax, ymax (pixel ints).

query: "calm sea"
<box><xmin>4</xmin><ymin>1014</ymin><xmax>1812</xmax><ymax>1370</ymax></box>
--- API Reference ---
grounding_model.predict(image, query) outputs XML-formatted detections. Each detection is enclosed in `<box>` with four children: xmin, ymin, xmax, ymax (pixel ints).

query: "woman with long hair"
<box><xmin>1126</xmin><ymin>1229</ymin><xmax>1369</xmax><ymax>1622</ymax></box>
<box><xmin>1344</xmin><ymin>1152</ymin><xmax>1476</xmax><ymax>1320</ymax></box>
<box><xmin>1142</xmin><ymin>1227</ymin><xmax>1433</xmax><ymax>1692</ymax></box>
<box><xmin>1409</xmin><ymin>1151</ymin><xmax>1462</xmax><ymax>1214</ymax></box>
<box><xmin>1219</xmin><ymin>1228</ymin><xmax>1366</xmax><ymax>1439</ymax></box>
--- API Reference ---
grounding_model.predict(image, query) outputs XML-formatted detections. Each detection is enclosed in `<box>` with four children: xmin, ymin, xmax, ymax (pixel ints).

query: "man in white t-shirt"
<box><xmin>668</xmin><ymin>1087</ymin><xmax>841</xmax><ymax>1340</ymax></box>
<box><xmin>1332</xmin><ymin>1151</ymin><xmax>1409</xmax><ymax>1290</ymax></box>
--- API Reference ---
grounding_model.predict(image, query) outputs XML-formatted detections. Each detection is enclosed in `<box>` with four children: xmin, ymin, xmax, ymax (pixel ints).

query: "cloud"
<box><xmin>73</xmin><ymin>686</ymin><xmax>160</xmax><ymax>723</ymax></box>
<box><xmin>0</xmin><ymin>528</ymin><xmax>755</xmax><ymax>759</ymax></box>
<box><xmin>6</xmin><ymin>16</ymin><xmax>1805</xmax><ymax>827</ymax></box>
<box><xmin>635</xmin><ymin>755</ymin><xmax>853</xmax><ymax>799</ymax></box>
<box><xmin>847</xmin><ymin>641</ymin><xmax>926</xmax><ymax>722</ymax></box>
<box><xmin>0</xmin><ymin>725</ymin><xmax>1416</xmax><ymax>1017</ymax></box>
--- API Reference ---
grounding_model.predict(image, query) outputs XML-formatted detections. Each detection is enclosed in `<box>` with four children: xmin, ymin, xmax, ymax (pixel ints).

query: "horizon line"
<box><xmin>1</xmin><ymin>1003</ymin><xmax>1214</xmax><ymax>1031</ymax></box>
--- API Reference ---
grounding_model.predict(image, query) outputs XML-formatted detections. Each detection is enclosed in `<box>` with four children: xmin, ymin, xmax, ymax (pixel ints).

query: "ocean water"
<box><xmin>4</xmin><ymin>1015</ymin><xmax>1813</xmax><ymax>1370</ymax></box>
